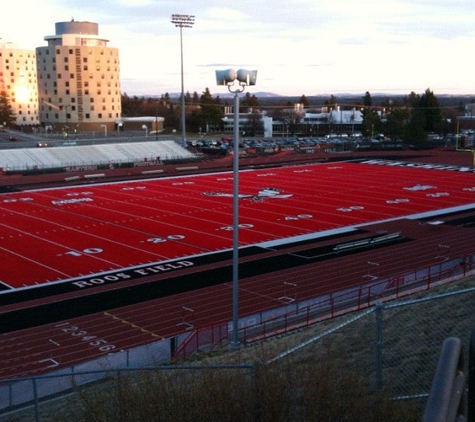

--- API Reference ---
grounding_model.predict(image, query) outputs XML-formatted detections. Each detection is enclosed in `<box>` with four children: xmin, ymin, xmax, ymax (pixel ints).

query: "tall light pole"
<box><xmin>171</xmin><ymin>14</ymin><xmax>195</xmax><ymax>147</ymax></box>
<box><xmin>215</xmin><ymin>68</ymin><xmax>257</xmax><ymax>351</ymax></box>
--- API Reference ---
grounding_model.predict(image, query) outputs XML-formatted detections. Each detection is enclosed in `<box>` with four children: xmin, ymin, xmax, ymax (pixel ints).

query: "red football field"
<box><xmin>1</xmin><ymin>160</ymin><xmax>474</xmax><ymax>292</ymax></box>
<box><xmin>1</xmin><ymin>159</ymin><xmax>475</xmax><ymax>381</ymax></box>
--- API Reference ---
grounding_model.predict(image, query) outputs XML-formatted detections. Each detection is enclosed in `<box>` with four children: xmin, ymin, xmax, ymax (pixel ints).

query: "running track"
<box><xmin>1</xmin><ymin>160</ymin><xmax>475</xmax><ymax>378</ymax></box>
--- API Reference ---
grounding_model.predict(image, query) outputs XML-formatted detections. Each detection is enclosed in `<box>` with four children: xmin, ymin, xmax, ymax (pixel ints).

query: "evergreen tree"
<box><xmin>324</xmin><ymin>95</ymin><xmax>337</xmax><ymax>107</ymax></box>
<box><xmin>299</xmin><ymin>95</ymin><xmax>309</xmax><ymax>107</ymax></box>
<box><xmin>242</xmin><ymin>92</ymin><xmax>259</xmax><ymax>110</ymax></box>
<box><xmin>360</xmin><ymin>92</ymin><xmax>381</xmax><ymax>138</ymax></box>
<box><xmin>401</xmin><ymin>88</ymin><xmax>441</xmax><ymax>145</ymax></box>
<box><xmin>362</xmin><ymin>91</ymin><xmax>372</xmax><ymax>107</ymax></box>
<box><xmin>187</xmin><ymin>88</ymin><xmax>224</xmax><ymax>133</ymax></box>
<box><xmin>384</xmin><ymin>105</ymin><xmax>410</xmax><ymax>140</ymax></box>
<box><xmin>0</xmin><ymin>91</ymin><xmax>16</xmax><ymax>127</ymax></box>
<box><xmin>418</xmin><ymin>88</ymin><xmax>442</xmax><ymax>133</ymax></box>
<box><xmin>404</xmin><ymin>108</ymin><xmax>427</xmax><ymax>145</ymax></box>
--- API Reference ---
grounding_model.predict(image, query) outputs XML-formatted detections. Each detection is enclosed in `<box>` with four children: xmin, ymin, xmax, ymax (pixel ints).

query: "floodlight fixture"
<box><xmin>215</xmin><ymin>69</ymin><xmax>258</xmax><ymax>91</ymax></box>
<box><xmin>171</xmin><ymin>14</ymin><xmax>195</xmax><ymax>28</ymax></box>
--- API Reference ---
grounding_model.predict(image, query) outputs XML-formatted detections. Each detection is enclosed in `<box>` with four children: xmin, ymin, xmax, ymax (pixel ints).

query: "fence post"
<box><xmin>469</xmin><ymin>328</ymin><xmax>475</xmax><ymax>422</ymax></box>
<box><xmin>33</xmin><ymin>377</ymin><xmax>40</xmax><ymax>422</ymax></box>
<box><xmin>375</xmin><ymin>301</ymin><xmax>383</xmax><ymax>392</ymax></box>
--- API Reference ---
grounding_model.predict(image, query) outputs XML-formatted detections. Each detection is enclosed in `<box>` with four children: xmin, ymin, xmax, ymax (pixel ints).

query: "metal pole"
<box><xmin>171</xmin><ymin>14</ymin><xmax>194</xmax><ymax>147</ymax></box>
<box><xmin>179</xmin><ymin>26</ymin><xmax>186</xmax><ymax>147</ymax></box>
<box><xmin>231</xmin><ymin>90</ymin><xmax>240</xmax><ymax>350</ymax></box>
<box><xmin>375</xmin><ymin>300</ymin><xmax>383</xmax><ymax>391</ymax></box>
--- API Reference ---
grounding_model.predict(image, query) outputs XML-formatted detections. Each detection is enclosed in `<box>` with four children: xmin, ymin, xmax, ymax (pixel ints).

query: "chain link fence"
<box><xmin>1</xmin><ymin>283</ymin><xmax>473</xmax><ymax>421</ymax></box>
<box><xmin>266</xmin><ymin>282</ymin><xmax>475</xmax><ymax>407</ymax></box>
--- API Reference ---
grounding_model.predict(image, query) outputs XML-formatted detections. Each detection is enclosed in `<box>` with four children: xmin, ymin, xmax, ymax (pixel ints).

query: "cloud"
<box><xmin>3</xmin><ymin>0</ymin><xmax>474</xmax><ymax>95</ymax></box>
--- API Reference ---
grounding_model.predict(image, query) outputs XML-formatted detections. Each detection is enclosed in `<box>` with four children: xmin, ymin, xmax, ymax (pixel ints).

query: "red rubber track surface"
<box><xmin>1</xmin><ymin>160</ymin><xmax>475</xmax><ymax>379</ymax></box>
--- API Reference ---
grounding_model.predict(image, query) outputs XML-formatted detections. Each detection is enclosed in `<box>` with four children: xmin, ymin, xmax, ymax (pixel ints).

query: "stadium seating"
<box><xmin>0</xmin><ymin>141</ymin><xmax>195</xmax><ymax>171</ymax></box>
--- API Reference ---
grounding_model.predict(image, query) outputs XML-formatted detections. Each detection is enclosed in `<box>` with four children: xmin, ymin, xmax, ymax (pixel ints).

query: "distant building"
<box><xmin>0</xmin><ymin>40</ymin><xmax>40</xmax><ymax>127</ymax></box>
<box><xmin>36</xmin><ymin>20</ymin><xmax>121</xmax><ymax>133</ymax></box>
<box><xmin>221</xmin><ymin>107</ymin><xmax>272</xmax><ymax>137</ymax></box>
<box><xmin>458</xmin><ymin>103</ymin><xmax>475</xmax><ymax>132</ymax></box>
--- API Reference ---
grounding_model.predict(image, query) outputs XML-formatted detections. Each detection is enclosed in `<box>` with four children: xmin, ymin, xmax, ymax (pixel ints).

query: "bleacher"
<box><xmin>0</xmin><ymin>141</ymin><xmax>196</xmax><ymax>172</ymax></box>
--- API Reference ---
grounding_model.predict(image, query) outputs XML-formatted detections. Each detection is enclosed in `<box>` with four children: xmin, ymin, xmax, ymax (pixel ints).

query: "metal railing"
<box><xmin>172</xmin><ymin>256</ymin><xmax>475</xmax><ymax>360</ymax></box>
<box><xmin>0</xmin><ymin>288</ymin><xmax>473</xmax><ymax>419</ymax></box>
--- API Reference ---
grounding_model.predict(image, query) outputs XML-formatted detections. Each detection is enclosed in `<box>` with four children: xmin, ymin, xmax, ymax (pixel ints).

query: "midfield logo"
<box><xmin>202</xmin><ymin>187</ymin><xmax>293</xmax><ymax>201</ymax></box>
<box><xmin>403</xmin><ymin>184</ymin><xmax>436</xmax><ymax>191</ymax></box>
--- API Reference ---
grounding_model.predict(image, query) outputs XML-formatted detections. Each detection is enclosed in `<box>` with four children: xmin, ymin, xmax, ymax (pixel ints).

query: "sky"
<box><xmin>3</xmin><ymin>0</ymin><xmax>475</xmax><ymax>97</ymax></box>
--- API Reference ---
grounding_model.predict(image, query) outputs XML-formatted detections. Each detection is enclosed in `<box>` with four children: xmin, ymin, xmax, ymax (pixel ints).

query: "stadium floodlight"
<box><xmin>215</xmin><ymin>68</ymin><xmax>257</xmax><ymax>351</ymax></box>
<box><xmin>215</xmin><ymin>69</ymin><xmax>257</xmax><ymax>87</ymax></box>
<box><xmin>171</xmin><ymin>14</ymin><xmax>195</xmax><ymax>147</ymax></box>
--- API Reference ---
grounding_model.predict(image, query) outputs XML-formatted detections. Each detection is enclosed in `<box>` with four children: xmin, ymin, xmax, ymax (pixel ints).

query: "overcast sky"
<box><xmin>3</xmin><ymin>0</ymin><xmax>474</xmax><ymax>97</ymax></box>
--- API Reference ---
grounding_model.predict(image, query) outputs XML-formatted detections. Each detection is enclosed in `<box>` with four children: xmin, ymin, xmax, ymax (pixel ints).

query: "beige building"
<box><xmin>0</xmin><ymin>40</ymin><xmax>40</xmax><ymax>127</ymax></box>
<box><xmin>36</xmin><ymin>20</ymin><xmax>121</xmax><ymax>133</ymax></box>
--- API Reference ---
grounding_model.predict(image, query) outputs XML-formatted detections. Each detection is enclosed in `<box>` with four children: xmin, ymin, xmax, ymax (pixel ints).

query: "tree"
<box><xmin>242</xmin><ymin>92</ymin><xmax>259</xmax><ymax>112</ymax></box>
<box><xmin>187</xmin><ymin>88</ymin><xmax>224</xmax><ymax>133</ymax></box>
<box><xmin>384</xmin><ymin>104</ymin><xmax>410</xmax><ymax>140</ymax></box>
<box><xmin>243</xmin><ymin>111</ymin><xmax>264</xmax><ymax>137</ymax></box>
<box><xmin>404</xmin><ymin>108</ymin><xmax>427</xmax><ymax>145</ymax></box>
<box><xmin>299</xmin><ymin>95</ymin><xmax>309</xmax><ymax>107</ymax></box>
<box><xmin>360</xmin><ymin>92</ymin><xmax>381</xmax><ymax>138</ymax></box>
<box><xmin>362</xmin><ymin>91</ymin><xmax>372</xmax><ymax>107</ymax></box>
<box><xmin>0</xmin><ymin>91</ymin><xmax>16</xmax><ymax>127</ymax></box>
<box><xmin>400</xmin><ymin>88</ymin><xmax>442</xmax><ymax>146</ymax></box>
<box><xmin>324</xmin><ymin>95</ymin><xmax>337</xmax><ymax>108</ymax></box>
<box><xmin>418</xmin><ymin>88</ymin><xmax>442</xmax><ymax>133</ymax></box>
